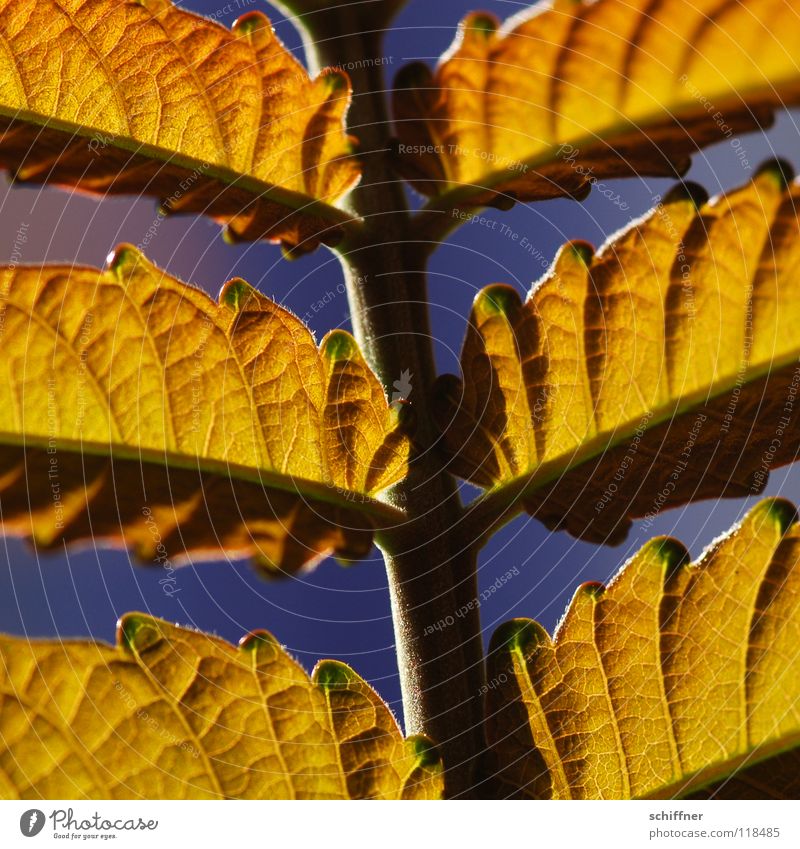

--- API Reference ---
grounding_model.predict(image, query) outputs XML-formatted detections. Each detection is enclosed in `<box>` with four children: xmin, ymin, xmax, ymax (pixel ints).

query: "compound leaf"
<box><xmin>0</xmin><ymin>614</ymin><xmax>442</xmax><ymax>799</ymax></box>
<box><xmin>436</xmin><ymin>167</ymin><xmax>800</xmax><ymax>543</ymax></box>
<box><xmin>485</xmin><ymin>498</ymin><xmax>800</xmax><ymax>799</ymax></box>
<box><xmin>0</xmin><ymin>245</ymin><xmax>409</xmax><ymax>574</ymax></box>
<box><xmin>0</xmin><ymin>0</ymin><xmax>360</xmax><ymax>253</ymax></box>
<box><xmin>394</xmin><ymin>0</ymin><xmax>800</xmax><ymax>207</ymax></box>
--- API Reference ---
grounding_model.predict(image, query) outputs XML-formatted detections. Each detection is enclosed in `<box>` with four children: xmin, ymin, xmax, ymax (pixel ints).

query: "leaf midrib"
<box><xmin>471</xmin><ymin>349</ymin><xmax>800</xmax><ymax>515</ymax></box>
<box><xmin>0</xmin><ymin>431</ymin><xmax>405</xmax><ymax>523</ymax></box>
<box><xmin>640</xmin><ymin>731</ymin><xmax>800</xmax><ymax>799</ymax></box>
<box><xmin>0</xmin><ymin>107</ymin><xmax>358</xmax><ymax>228</ymax></box>
<box><xmin>424</xmin><ymin>79</ymin><xmax>799</xmax><ymax>206</ymax></box>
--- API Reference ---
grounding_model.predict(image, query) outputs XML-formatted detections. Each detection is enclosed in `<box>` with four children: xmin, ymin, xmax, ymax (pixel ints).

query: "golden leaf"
<box><xmin>436</xmin><ymin>167</ymin><xmax>800</xmax><ymax>543</ymax></box>
<box><xmin>484</xmin><ymin>498</ymin><xmax>800</xmax><ymax>799</ymax></box>
<box><xmin>0</xmin><ymin>614</ymin><xmax>442</xmax><ymax>799</ymax></box>
<box><xmin>0</xmin><ymin>0</ymin><xmax>360</xmax><ymax>253</ymax></box>
<box><xmin>393</xmin><ymin>0</ymin><xmax>800</xmax><ymax>205</ymax></box>
<box><xmin>314</xmin><ymin>661</ymin><xmax>443</xmax><ymax>799</ymax></box>
<box><xmin>0</xmin><ymin>245</ymin><xmax>409</xmax><ymax>574</ymax></box>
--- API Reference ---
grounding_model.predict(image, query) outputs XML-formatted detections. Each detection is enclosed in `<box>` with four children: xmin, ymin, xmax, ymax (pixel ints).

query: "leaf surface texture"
<box><xmin>0</xmin><ymin>0</ymin><xmax>359</xmax><ymax>252</ymax></box>
<box><xmin>0</xmin><ymin>246</ymin><xmax>409</xmax><ymax>573</ymax></box>
<box><xmin>0</xmin><ymin>615</ymin><xmax>442</xmax><ymax>798</ymax></box>
<box><xmin>394</xmin><ymin>0</ymin><xmax>800</xmax><ymax>205</ymax></box>
<box><xmin>437</xmin><ymin>169</ymin><xmax>800</xmax><ymax>542</ymax></box>
<box><xmin>485</xmin><ymin>499</ymin><xmax>800</xmax><ymax>798</ymax></box>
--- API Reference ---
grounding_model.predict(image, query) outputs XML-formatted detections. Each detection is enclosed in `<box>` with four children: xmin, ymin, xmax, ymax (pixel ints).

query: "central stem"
<box><xmin>298</xmin><ymin>6</ymin><xmax>487</xmax><ymax>796</ymax></box>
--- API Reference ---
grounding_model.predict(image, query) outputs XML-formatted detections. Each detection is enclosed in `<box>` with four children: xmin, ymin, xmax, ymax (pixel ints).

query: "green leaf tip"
<box><xmin>322</xmin><ymin>329</ymin><xmax>359</xmax><ymax>362</ymax></box>
<box><xmin>576</xmin><ymin>580</ymin><xmax>605</xmax><ymax>600</ymax></box>
<box><xmin>753</xmin><ymin>497</ymin><xmax>798</xmax><ymax>535</ymax></box>
<box><xmin>407</xmin><ymin>735</ymin><xmax>442</xmax><ymax>769</ymax></box>
<box><xmin>222</xmin><ymin>225</ymin><xmax>246</xmax><ymax>246</ymax></box>
<box><xmin>565</xmin><ymin>240</ymin><xmax>594</xmax><ymax>266</ymax></box>
<box><xmin>106</xmin><ymin>243</ymin><xmax>144</xmax><ymax>279</ymax></box>
<box><xmin>314</xmin><ymin>659</ymin><xmax>358</xmax><ymax>690</ymax></box>
<box><xmin>280</xmin><ymin>239</ymin><xmax>321</xmax><ymax>261</ymax></box>
<box><xmin>647</xmin><ymin>536</ymin><xmax>691</xmax><ymax>574</ymax></box>
<box><xmin>232</xmin><ymin>10</ymin><xmax>269</xmax><ymax>37</ymax></box>
<box><xmin>490</xmin><ymin>618</ymin><xmax>548</xmax><ymax>657</ymax></box>
<box><xmin>476</xmin><ymin>284</ymin><xmax>522</xmax><ymax>318</ymax></box>
<box><xmin>321</xmin><ymin>69</ymin><xmax>349</xmax><ymax>93</ymax></box>
<box><xmin>117</xmin><ymin>613</ymin><xmax>162</xmax><ymax>654</ymax></box>
<box><xmin>252</xmin><ymin>553</ymin><xmax>289</xmax><ymax>580</ymax></box>
<box><xmin>464</xmin><ymin>12</ymin><xmax>499</xmax><ymax>38</ymax></box>
<box><xmin>755</xmin><ymin>157</ymin><xmax>795</xmax><ymax>190</ymax></box>
<box><xmin>332</xmin><ymin>554</ymin><xmax>360</xmax><ymax>568</ymax></box>
<box><xmin>238</xmin><ymin>629</ymin><xmax>280</xmax><ymax>660</ymax></box>
<box><xmin>220</xmin><ymin>277</ymin><xmax>256</xmax><ymax>311</ymax></box>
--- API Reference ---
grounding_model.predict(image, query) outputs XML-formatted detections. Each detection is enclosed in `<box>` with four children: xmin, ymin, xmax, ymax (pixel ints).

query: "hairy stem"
<box><xmin>300</xmin><ymin>8</ymin><xmax>487</xmax><ymax>796</ymax></box>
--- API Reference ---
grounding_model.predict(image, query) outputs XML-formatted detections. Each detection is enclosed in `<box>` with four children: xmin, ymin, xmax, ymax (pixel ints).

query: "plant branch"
<box><xmin>300</xmin><ymin>8</ymin><xmax>487</xmax><ymax>796</ymax></box>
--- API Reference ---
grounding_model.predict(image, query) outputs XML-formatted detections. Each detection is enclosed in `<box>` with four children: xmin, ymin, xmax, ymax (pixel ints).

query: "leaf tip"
<box><xmin>106</xmin><ymin>243</ymin><xmax>144</xmax><ymax>279</ymax></box>
<box><xmin>314</xmin><ymin>659</ymin><xmax>357</xmax><ymax>690</ymax></box>
<box><xmin>331</xmin><ymin>553</ymin><xmax>360</xmax><ymax>568</ymax></box>
<box><xmin>232</xmin><ymin>10</ymin><xmax>270</xmax><ymax>39</ymax></box>
<box><xmin>571</xmin><ymin>180</ymin><xmax>594</xmax><ymax>202</ymax></box>
<box><xmin>320</xmin><ymin>68</ymin><xmax>350</xmax><ymax>94</ymax></box>
<box><xmin>220</xmin><ymin>277</ymin><xmax>256</xmax><ymax>311</ymax></box>
<box><xmin>564</xmin><ymin>239</ymin><xmax>594</xmax><ymax>267</ymax></box>
<box><xmin>280</xmin><ymin>240</ymin><xmax>316</xmax><ymax>261</ymax></box>
<box><xmin>117</xmin><ymin>613</ymin><xmax>162</xmax><ymax>654</ymax></box>
<box><xmin>133</xmin><ymin>0</ymin><xmax>170</xmax><ymax>11</ymax></box>
<box><xmin>753</xmin><ymin>497</ymin><xmax>798</xmax><ymax>535</ymax></box>
<box><xmin>755</xmin><ymin>157</ymin><xmax>795</xmax><ymax>190</ymax></box>
<box><xmin>252</xmin><ymin>553</ymin><xmax>292</xmax><ymax>578</ymax></box>
<box><xmin>489</xmin><ymin>618</ymin><xmax>548</xmax><ymax>657</ymax></box>
<box><xmin>648</xmin><ymin>536</ymin><xmax>691</xmax><ymax>575</ymax></box>
<box><xmin>576</xmin><ymin>580</ymin><xmax>605</xmax><ymax>600</ymax></box>
<box><xmin>475</xmin><ymin>284</ymin><xmax>522</xmax><ymax>319</ymax></box>
<box><xmin>462</xmin><ymin>11</ymin><xmax>499</xmax><ymax>40</ymax></box>
<box><xmin>407</xmin><ymin>735</ymin><xmax>442</xmax><ymax>769</ymax></box>
<box><xmin>321</xmin><ymin>329</ymin><xmax>359</xmax><ymax>362</ymax></box>
<box><xmin>662</xmin><ymin>180</ymin><xmax>709</xmax><ymax>210</ymax></box>
<box><xmin>238</xmin><ymin>629</ymin><xmax>280</xmax><ymax>659</ymax></box>
<box><xmin>221</xmin><ymin>225</ymin><xmax>247</xmax><ymax>246</ymax></box>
